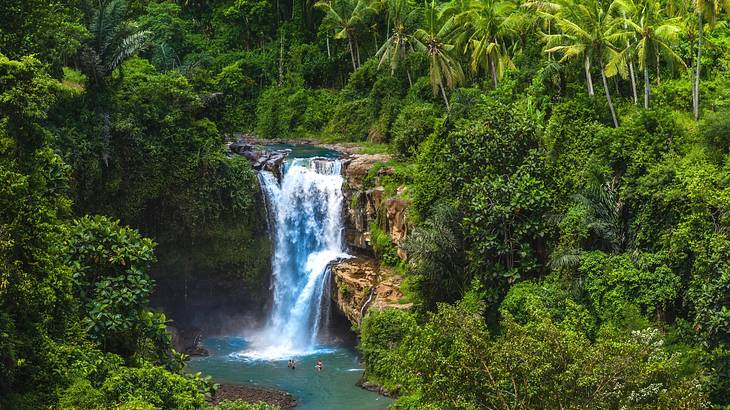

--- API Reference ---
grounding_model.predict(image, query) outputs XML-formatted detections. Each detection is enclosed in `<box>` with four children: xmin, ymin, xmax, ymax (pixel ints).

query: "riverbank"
<box><xmin>210</xmin><ymin>384</ymin><xmax>297</xmax><ymax>409</ymax></box>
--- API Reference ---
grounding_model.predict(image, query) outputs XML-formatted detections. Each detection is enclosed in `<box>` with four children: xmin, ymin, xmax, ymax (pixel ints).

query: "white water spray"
<box><xmin>240</xmin><ymin>157</ymin><xmax>347</xmax><ymax>359</ymax></box>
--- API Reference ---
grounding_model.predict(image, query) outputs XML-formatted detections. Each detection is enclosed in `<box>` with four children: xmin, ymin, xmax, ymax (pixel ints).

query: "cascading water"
<box><xmin>241</xmin><ymin>157</ymin><xmax>348</xmax><ymax>359</ymax></box>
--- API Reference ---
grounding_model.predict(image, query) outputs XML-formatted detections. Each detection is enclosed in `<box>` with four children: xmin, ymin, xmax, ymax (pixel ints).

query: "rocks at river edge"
<box><xmin>330</xmin><ymin>257</ymin><xmax>410</xmax><ymax>324</ymax></box>
<box><xmin>359</xmin><ymin>379</ymin><xmax>399</xmax><ymax>398</ymax></box>
<box><xmin>253</xmin><ymin>149</ymin><xmax>290</xmax><ymax>181</ymax></box>
<box><xmin>210</xmin><ymin>384</ymin><xmax>297</xmax><ymax>409</ymax></box>
<box><xmin>168</xmin><ymin>326</ymin><xmax>209</xmax><ymax>357</ymax></box>
<box><xmin>227</xmin><ymin>137</ymin><xmax>290</xmax><ymax>181</ymax></box>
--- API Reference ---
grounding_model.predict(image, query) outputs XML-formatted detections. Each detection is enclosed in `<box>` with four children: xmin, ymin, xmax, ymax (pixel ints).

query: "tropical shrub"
<box><xmin>391</xmin><ymin>102</ymin><xmax>439</xmax><ymax>159</ymax></box>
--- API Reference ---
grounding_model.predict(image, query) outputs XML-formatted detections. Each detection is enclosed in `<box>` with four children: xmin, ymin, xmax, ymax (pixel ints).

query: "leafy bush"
<box><xmin>500</xmin><ymin>276</ymin><xmax>596</xmax><ymax>336</ymax></box>
<box><xmin>580</xmin><ymin>251</ymin><xmax>681</xmax><ymax>325</ymax></box>
<box><xmin>342</xmin><ymin>59</ymin><xmax>381</xmax><ymax>98</ymax></box>
<box><xmin>404</xmin><ymin>76</ymin><xmax>440</xmax><ymax>105</ymax></box>
<box><xmin>462</xmin><ymin>155</ymin><xmax>551</xmax><ymax>291</ymax></box>
<box><xmin>701</xmin><ymin>110</ymin><xmax>730</xmax><ymax>157</ymax></box>
<box><xmin>447</xmin><ymin>87</ymin><xmax>485</xmax><ymax>121</ymax></box>
<box><xmin>543</xmin><ymin>98</ymin><xmax>608</xmax><ymax>201</ymax></box>
<box><xmin>255</xmin><ymin>86</ymin><xmax>292</xmax><ymax>137</ymax></box>
<box><xmin>401</xmin><ymin>203</ymin><xmax>467</xmax><ymax>310</ymax></box>
<box><xmin>359</xmin><ymin>308</ymin><xmax>417</xmax><ymax>387</ymax></box>
<box><xmin>652</xmin><ymin>79</ymin><xmax>693</xmax><ymax>112</ymax></box>
<box><xmin>100</xmin><ymin>365</ymin><xmax>206</xmax><ymax>409</ymax></box>
<box><xmin>215</xmin><ymin>62</ymin><xmax>257</xmax><ymax>131</ymax></box>
<box><xmin>369</xmin><ymin>223</ymin><xmax>400</xmax><ymax>266</ymax></box>
<box><xmin>391</xmin><ymin>102</ymin><xmax>439</xmax><ymax>159</ymax></box>
<box><xmin>368</xmin><ymin>95</ymin><xmax>401</xmax><ymax>143</ymax></box>
<box><xmin>325</xmin><ymin>97</ymin><xmax>375</xmax><ymax>141</ymax></box>
<box><xmin>57</xmin><ymin>379</ymin><xmax>106</xmax><ymax>410</ymax></box>
<box><xmin>300</xmin><ymin>89</ymin><xmax>339</xmax><ymax>132</ymax></box>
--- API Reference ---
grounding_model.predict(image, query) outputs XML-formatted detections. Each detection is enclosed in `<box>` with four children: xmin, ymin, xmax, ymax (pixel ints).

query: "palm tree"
<box><xmin>573</xmin><ymin>168</ymin><xmax>627</xmax><ymax>252</ymax></box>
<box><xmin>460</xmin><ymin>0</ymin><xmax>517</xmax><ymax>88</ymax></box>
<box><xmin>401</xmin><ymin>203</ymin><xmax>468</xmax><ymax>310</ymax></box>
<box><xmin>666</xmin><ymin>0</ymin><xmax>690</xmax><ymax>16</ymax></box>
<box><xmin>616</xmin><ymin>0</ymin><xmax>686</xmax><ymax>108</ymax></box>
<box><xmin>612</xmin><ymin>1</ymin><xmax>639</xmax><ymax>104</ymax></box>
<box><xmin>412</xmin><ymin>0</ymin><xmax>465</xmax><ymax>109</ymax></box>
<box><xmin>523</xmin><ymin>0</ymin><xmax>563</xmax><ymax>61</ymax></box>
<box><xmin>542</xmin><ymin>0</ymin><xmax>627</xmax><ymax>127</ymax></box>
<box><xmin>375</xmin><ymin>0</ymin><xmax>420</xmax><ymax>84</ymax></box>
<box><xmin>316</xmin><ymin>0</ymin><xmax>375</xmax><ymax>70</ymax></box>
<box><xmin>78</xmin><ymin>0</ymin><xmax>150</xmax><ymax>166</ymax></box>
<box><xmin>691</xmin><ymin>0</ymin><xmax>729</xmax><ymax>120</ymax></box>
<box><xmin>81</xmin><ymin>0</ymin><xmax>150</xmax><ymax>86</ymax></box>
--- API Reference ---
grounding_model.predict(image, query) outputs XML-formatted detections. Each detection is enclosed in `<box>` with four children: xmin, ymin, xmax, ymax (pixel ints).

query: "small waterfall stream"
<box><xmin>242</xmin><ymin>157</ymin><xmax>348</xmax><ymax>359</ymax></box>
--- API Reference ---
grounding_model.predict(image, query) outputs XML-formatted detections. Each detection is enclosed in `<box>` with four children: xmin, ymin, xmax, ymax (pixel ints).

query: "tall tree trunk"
<box><xmin>644</xmin><ymin>62</ymin><xmax>650</xmax><ymax>109</ymax></box>
<box><xmin>585</xmin><ymin>54</ymin><xmax>595</xmax><ymax>97</ymax></box>
<box><xmin>355</xmin><ymin>38</ymin><xmax>361</xmax><ymax>68</ymax></box>
<box><xmin>693</xmin><ymin>13</ymin><xmax>703</xmax><ymax>120</ymax></box>
<box><xmin>490</xmin><ymin>55</ymin><xmax>498</xmax><ymax>88</ymax></box>
<box><xmin>656</xmin><ymin>53</ymin><xmax>661</xmax><ymax>85</ymax></box>
<box><xmin>348</xmin><ymin>37</ymin><xmax>357</xmax><ymax>71</ymax></box>
<box><xmin>407</xmin><ymin>70</ymin><xmax>413</xmax><ymax>87</ymax></box>
<box><xmin>547</xmin><ymin>21</ymin><xmax>553</xmax><ymax>62</ymax></box>
<box><xmin>326</xmin><ymin>37</ymin><xmax>331</xmax><ymax>59</ymax></box>
<box><xmin>278</xmin><ymin>32</ymin><xmax>284</xmax><ymax>86</ymax></box>
<box><xmin>276</xmin><ymin>0</ymin><xmax>280</xmax><ymax>26</ymax></box>
<box><xmin>440</xmin><ymin>82</ymin><xmax>450</xmax><ymax>110</ymax></box>
<box><xmin>600</xmin><ymin>58</ymin><xmax>619</xmax><ymax>128</ymax></box>
<box><xmin>622</xmin><ymin>12</ymin><xmax>638</xmax><ymax>104</ymax></box>
<box><xmin>628</xmin><ymin>59</ymin><xmax>638</xmax><ymax>104</ymax></box>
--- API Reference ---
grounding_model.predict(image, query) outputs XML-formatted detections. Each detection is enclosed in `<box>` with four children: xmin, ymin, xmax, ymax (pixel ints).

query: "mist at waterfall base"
<box><xmin>188</xmin><ymin>147</ymin><xmax>391</xmax><ymax>409</ymax></box>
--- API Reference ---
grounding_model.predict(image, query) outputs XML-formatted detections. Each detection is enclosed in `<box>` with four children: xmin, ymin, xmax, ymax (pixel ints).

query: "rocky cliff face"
<box><xmin>332</xmin><ymin>154</ymin><xmax>412</xmax><ymax>325</ymax></box>
<box><xmin>329</xmin><ymin>257</ymin><xmax>411</xmax><ymax>325</ymax></box>
<box><xmin>341</xmin><ymin>154</ymin><xmax>409</xmax><ymax>259</ymax></box>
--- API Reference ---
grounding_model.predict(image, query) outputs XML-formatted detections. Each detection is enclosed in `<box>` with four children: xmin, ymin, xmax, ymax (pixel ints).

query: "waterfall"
<box><xmin>242</xmin><ymin>157</ymin><xmax>347</xmax><ymax>359</ymax></box>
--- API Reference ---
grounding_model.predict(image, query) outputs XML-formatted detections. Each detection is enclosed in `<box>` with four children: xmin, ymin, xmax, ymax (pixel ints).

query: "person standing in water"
<box><xmin>315</xmin><ymin>359</ymin><xmax>323</xmax><ymax>371</ymax></box>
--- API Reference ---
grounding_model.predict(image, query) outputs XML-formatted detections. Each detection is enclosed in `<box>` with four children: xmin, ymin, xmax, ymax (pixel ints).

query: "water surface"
<box><xmin>187</xmin><ymin>336</ymin><xmax>392</xmax><ymax>410</ymax></box>
<box><xmin>265</xmin><ymin>143</ymin><xmax>342</xmax><ymax>159</ymax></box>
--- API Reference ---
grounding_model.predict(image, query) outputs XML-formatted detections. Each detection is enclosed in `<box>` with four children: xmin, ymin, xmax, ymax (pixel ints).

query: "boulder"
<box><xmin>228</xmin><ymin>140</ymin><xmax>255</xmax><ymax>155</ymax></box>
<box><xmin>168</xmin><ymin>326</ymin><xmax>209</xmax><ymax>357</ymax></box>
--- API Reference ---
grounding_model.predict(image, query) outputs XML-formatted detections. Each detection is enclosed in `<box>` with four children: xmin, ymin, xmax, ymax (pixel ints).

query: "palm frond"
<box><xmin>108</xmin><ymin>30</ymin><xmax>150</xmax><ymax>72</ymax></box>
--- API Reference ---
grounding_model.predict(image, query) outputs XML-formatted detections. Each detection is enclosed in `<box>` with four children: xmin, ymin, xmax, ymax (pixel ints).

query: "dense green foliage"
<box><xmin>0</xmin><ymin>1</ymin><xmax>268</xmax><ymax>408</ymax></box>
<box><xmin>1</xmin><ymin>0</ymin><xmax>729</xmax><ymax>408</ymax></box>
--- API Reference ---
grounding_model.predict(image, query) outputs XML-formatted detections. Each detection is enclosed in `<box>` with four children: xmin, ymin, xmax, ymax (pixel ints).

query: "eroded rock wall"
<box><xmin>329</xmin><ymin>257</ymin><xmax>410</xmax><ymax>325</ymax></box>
<box><xmin>341</xmin><ymin>154</ymin><xmax>409</xmax><ymax>258</ymax></box>
<box><xmin>333</xmin><ymin>154</ymin><xmax>413</xmax><ymax>325</ymax></box>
